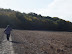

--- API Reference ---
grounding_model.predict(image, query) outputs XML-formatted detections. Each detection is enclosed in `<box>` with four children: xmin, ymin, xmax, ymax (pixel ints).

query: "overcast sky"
<box><xmin>0</xmin><ymin>0</ymin><xmax>72</xmax><ymax>22</ymax></box>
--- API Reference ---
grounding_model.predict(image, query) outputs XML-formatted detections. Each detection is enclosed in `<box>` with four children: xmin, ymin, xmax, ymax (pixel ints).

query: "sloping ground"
<box><xmin>11</xmin><ymin>30</ymin><xmax>72</xmax><ymax>54</ymax></box>
<box><xmin>0</xmin><ymin>28</ymin><xmax>15</xmax><ymax>54</ymax></box>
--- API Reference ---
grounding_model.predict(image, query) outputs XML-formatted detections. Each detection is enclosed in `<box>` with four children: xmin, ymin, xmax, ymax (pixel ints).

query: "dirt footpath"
<box><xmin>0</xmin><ymin>29</ymin><xmax>15</xmax><ymax>54</ymax></box>
<box><xmin>11</xmin><ymin>30</ymin><xmax>72</xmax><ymax>54</ymax></box>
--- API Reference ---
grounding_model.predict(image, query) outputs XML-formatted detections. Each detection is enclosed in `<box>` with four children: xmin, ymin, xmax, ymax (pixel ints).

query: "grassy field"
<box><xmin>10</xmin><ymin>30</ymin><xmax>72</xmax><ymax>54</ymax></box>
<box><xmin>0</xmin><ymin>28</ymin><xmax>4</xmax><ymax>44</ymax></box>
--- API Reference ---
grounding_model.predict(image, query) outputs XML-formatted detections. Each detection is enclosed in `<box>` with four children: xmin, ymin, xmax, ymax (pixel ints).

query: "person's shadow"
<box><xmin>10</xmin><ymin>41</ymin><xmax>25</xmax><ymax>44</ymax></box>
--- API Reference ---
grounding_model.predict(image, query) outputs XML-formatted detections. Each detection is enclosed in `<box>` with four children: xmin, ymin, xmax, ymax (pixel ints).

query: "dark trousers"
<box><xmin>6</xmin><ymin>34</ymin><xmax>10</xmax><ymax>40</ymax></box>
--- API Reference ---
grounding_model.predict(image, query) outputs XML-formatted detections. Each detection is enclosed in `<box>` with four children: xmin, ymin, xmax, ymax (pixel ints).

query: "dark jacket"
<box><xmin>4</xmin><ymin>26</ymin><xmax>12</xmax><ymax>34</ymax></box>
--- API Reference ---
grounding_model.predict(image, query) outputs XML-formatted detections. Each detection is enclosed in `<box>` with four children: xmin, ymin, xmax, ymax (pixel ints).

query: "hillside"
<box><xmin>0</xmin><ymin>8</ymin><xmax>72</xmax><ymax>31</ymax></box>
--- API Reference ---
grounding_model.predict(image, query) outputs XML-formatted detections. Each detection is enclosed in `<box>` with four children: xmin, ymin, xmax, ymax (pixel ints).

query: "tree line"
<box><xmin>0</xmin><ymin>8</ymin><xmax>72</xmax><ymax>31</ymax></box>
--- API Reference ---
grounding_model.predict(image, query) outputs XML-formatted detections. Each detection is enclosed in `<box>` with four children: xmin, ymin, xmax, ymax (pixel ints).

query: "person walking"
<box><xmin>4</xmin><ymin>25</ymin><xmax>12</xmax><ymax>41</ymax></box>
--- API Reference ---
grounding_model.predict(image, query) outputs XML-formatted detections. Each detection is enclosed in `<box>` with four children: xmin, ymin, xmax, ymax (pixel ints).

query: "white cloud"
<box><xmin>32</xmin><ymin>0</ymin><xmax>72</xmax><ymax>22</ymax></box>
<box><xmin>0</xmin><ymin>0</ymin><xmax>72</xmax><ymax>22</ymax></box>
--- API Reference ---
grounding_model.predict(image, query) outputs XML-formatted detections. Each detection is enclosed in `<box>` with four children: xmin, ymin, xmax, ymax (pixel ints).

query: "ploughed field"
<box><xmin>11</xmin><ymin>30</ymin><xmax>72</xmax><ymax>54</ymax></box>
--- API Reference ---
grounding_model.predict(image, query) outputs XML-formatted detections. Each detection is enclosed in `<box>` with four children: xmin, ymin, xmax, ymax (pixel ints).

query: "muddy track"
<box><xmin>0</xmin><ymin>29</ymin><xmax>15</xmax><ymax>54</ymax></box>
